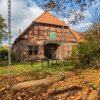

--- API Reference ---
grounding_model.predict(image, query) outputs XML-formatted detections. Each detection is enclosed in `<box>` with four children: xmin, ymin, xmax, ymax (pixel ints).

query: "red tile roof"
<box><xmin>69</xmin><ymin>29</ymin><xmax>84</xmax><ymax>42</ymax></box>
<box><xmin>13</xmin><ymin>12</ymin><xmax>84</xmax><ymax>44</ymax></box>
<box><xmin>34</xmin><ymin>11</ymin><xmax>67</xmax><ymax>26</ymax></box>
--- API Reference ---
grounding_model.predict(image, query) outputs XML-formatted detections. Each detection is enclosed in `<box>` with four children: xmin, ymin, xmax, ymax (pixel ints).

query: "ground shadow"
<box><xmin>49</xmin><ymin>86</ymin><xmax>83</xmax><ymax>96</ymax></box>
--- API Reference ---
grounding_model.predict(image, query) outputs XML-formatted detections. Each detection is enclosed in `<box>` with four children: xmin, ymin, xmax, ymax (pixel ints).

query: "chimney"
<box><xmin>19</xmin><ymin>29</ymin><xmax>21</xmax><ymax>35</ymax></box>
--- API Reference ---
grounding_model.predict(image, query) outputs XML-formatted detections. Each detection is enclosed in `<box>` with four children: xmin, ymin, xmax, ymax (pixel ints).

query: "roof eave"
<box><xmin>13</xmin><ymin>22</ymin><xmax>34</xmax><ymax>45</ymax></box>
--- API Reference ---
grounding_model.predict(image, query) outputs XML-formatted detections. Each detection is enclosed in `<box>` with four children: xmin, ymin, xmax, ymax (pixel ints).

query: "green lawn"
<box><xmin>0</xmin><ymin>60</ymin><xmax>75</xmax><ymax>75</ymax></box>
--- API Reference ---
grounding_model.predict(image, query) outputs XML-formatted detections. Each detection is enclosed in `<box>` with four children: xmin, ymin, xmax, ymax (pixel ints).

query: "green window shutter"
<box><xmin>50</xmin><ymin>32</ymin><xmax>56</xmax><ymax>40</ymax></box>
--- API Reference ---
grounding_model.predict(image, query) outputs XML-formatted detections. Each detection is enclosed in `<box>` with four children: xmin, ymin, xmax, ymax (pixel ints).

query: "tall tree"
<box><xmin>0</xmin><ymin>15</ymin><xmax>7</xmax><ymax>45</ymax></box>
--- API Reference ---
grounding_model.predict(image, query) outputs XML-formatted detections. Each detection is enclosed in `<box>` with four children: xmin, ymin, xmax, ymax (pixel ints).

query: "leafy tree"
<box><xmin>0</xmin><ymin>15</ymin><xmax>7</xmax><ymax>45</ymax></box>
<box><xmin>39</xmin><ymin>0</ymin><xmax>99</xmax><ymax>24</ymax></box>
<box><xmin>72</xmin><ymin>10</ymin><xmax>100</xmax><ymax>68</ymax></box>
<box><xmin>87</xmin><ymin>10</ymin><xmax>100</xmax><ymax>66</ymax></box>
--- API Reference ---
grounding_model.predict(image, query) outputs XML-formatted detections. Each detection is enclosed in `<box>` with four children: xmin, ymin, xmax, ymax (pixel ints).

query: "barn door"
<box><xmin>50</xmin><ymin>47</ymin><xmax>56</xmax><ymax>59</ymax></box>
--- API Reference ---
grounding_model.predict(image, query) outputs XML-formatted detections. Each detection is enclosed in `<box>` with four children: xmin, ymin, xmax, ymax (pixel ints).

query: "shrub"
<box><xmin>0</xmin><ymin>47</ymin><xmax>8</xmax><ymax>60</ymax></box>
<box><xmin>0</xmin><ymin>46</ymin><xmax>16</xmax><ymax>61</ymax></box>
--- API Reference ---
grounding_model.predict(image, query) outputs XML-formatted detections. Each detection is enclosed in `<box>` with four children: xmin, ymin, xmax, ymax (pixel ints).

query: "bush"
<box><xmin>0</xmin><ymin>47</ymin><xmax>8</xmax><ymax>60</ymax></box>
<box><xmin>72</xmin><ymin>41</ymin><xmax>100</xmax><ymax>68</ymax></box>
<box><xmin>0</xmin><ymin>46</ymin><xmax>16</xmax><ymax>61</ymax></box>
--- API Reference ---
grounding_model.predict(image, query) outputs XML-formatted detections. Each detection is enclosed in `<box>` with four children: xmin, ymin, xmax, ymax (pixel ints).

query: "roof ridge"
<box><xmin>33</xmin><ymin>11</ymin><xmax>47</xmax><ymax>22</ymax></box>
<box><xmin>51</xmin><ymin>13</ymin><xmax>66</xmax><ymax>24</ymax></box>
<box><xmin>34</xmin><ymin>11</ymin><xmax>67</xmax><ymax>26</ymax></box>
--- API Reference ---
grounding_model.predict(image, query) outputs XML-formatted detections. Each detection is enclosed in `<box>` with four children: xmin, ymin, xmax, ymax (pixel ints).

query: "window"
<box><xmin>68</xmin><ymin>51</ymin><xmax>70</xmax><ymax>54</ymax></box>
<box><xmin>50</xmin><ymin>32</ymin><xmax>56</xmax><ymax>40</ymax></box>
<box><xmin>34</xmin><ymin>46</ymin><xmax>39</xmax><ymax>55</ymax></box>
<box><xmin>28</xmin><ymin>45</ymin><xmax>39</xmax><ymax>55</ymax></box>
<box><xmin>28</xmin><ymin>46</ymin><xmax>33</xmax><ymax>55</ymax></box>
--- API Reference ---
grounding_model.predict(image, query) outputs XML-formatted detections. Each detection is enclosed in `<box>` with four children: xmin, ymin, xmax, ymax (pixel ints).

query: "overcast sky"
<box><xmin>0</xmin><ymin>0</ymin><xmax>100</xmax><ymax>44</ymax></box>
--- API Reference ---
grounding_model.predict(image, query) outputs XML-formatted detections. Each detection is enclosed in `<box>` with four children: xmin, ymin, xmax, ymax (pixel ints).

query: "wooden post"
<box><xmin>48</xmin><ymin>59</ymin><xmax>49</xmax><ymax>67</ymax></box>
<box><xmin>31</xmin><ymin>60</ymin><xmax>33</xmax><ymax>67</ymax></box>
<box><xmin>42</xmin><ymin>59</ymin><xmax>44</xmax><ymax>69</ymax></box>
<box><xmin>56</xmin><ymin>59</ymin><xmax>57</xmax><ymax>65</ymax></box>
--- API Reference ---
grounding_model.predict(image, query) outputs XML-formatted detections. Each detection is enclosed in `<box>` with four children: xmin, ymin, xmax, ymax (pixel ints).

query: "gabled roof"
<box><xmin>13</xmin><ymin>12</ymin><xmax>84</xmax><ymax>45</ymax></box>
<box><xmin>34</xmin><ymin>11</ymin><xmax>67</xmax><ymax>26</ymax></box>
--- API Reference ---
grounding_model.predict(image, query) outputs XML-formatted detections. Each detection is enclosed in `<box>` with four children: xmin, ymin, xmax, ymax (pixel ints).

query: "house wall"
<box><xmin>13</xmin><ymin>23</ymin><xmax>76</xmax><ymax>61</ymax></box>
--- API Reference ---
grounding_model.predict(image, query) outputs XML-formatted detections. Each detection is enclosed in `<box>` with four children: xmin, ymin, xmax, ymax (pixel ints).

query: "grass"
<box><xmin>0</xmin><ymin>60</ymin><xmax>75</xmax><ymax>75</ymax></box>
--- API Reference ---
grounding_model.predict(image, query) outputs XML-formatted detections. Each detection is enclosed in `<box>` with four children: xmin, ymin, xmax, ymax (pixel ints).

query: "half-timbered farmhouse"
<box><xmin>13</xmin><ymin>11</ymin><xmax>83</xmax><ymax>61</ymax></box>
